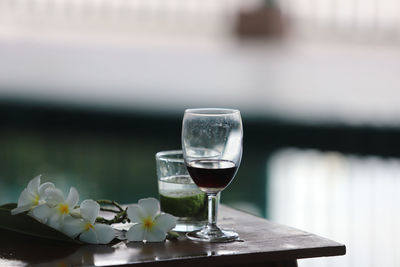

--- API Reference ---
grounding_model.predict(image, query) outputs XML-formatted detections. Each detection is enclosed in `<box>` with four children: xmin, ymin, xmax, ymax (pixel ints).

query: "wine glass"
<box><xmin>182</xmin><ymin>108</ymin><xmax>243</xmax><ymax>242</ymax></box>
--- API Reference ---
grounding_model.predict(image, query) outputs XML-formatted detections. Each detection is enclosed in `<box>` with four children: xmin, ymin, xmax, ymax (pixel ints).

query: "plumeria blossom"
<box><xmin>10</xmin><ymin>177</ymin><xmax>175</xmax><ymax>245</ymax></box>
<box><xmin>11</xmin><ymin>175</ymin><xmax>55</xmax><ymax>216</ymax></box>
<box><xmin>62</xmin><ymin>199</ymin><xmax>115</xmax><ymax>244</ymax></box>
<box><xmin>32</xmin><ymin>187</ymin><xmax>79</xmax><ymax>230</ymax></box>
<box><xmin>126</xmin><ymin>198</ymin><xmax>176</xmax><ymax>242</ymax></box>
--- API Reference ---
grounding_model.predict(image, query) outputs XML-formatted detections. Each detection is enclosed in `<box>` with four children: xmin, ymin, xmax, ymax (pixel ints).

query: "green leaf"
<box><xmin>166</xmin><ymin>231</ymin><xmax>180</xmax><ymax>240</ymax></box>
<box><xmin>0</xmin><ymin>203</ymin><xmax>82</xmax><ymax>244</ymax></box>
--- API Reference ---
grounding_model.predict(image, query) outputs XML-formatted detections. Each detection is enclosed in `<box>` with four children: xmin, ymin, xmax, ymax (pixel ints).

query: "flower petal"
<box><xmin>145</xmin><ymin>225</ymin><xmax>167</xmax><ymax>242</ymax></box>
<box><xmin>30</xmin><ymin>204</ymin><xmax>51</xmax><ymax>223</ymax></box>
<box><xmin>16</xmin><ymin>189</ymin><xmax>35</xmax><ymax>208</ymax></box>
<box><xmin>11</xmin><ymin>204</ymin><xmax>32</xmax><ymax>215</ymax></box>
<box><xmin>27</xmin><ymin>175</ymin><xmax>41</xmax><ymax>195</ymax></box>
<box><xmin>154</xmin><ymin>213</ymin><xmax>176</xmax><ymax>232</ymax></box>
<box><xmin>138</xmin><ymin>198</ymin><xmax>159</xmax><ymax>219</ymax></box>
<box><xmin>66</xmin><ymin>187</ymin><xmax>79</xmax><ymax>207</ymax></box>
<box><xmin>45</xmin><ymin>188</ymin><xmax>65</xmax><ymax>207</ymax></box>
<box><xmin>127</xmin><ymin>205</ymin><xmax>145</xmax><ymax>223</ymax></box>
<box><xmin>80</xmin><ymin>199</ymin><xmax>99</xmax><ymax>223</ymax></box>
<box><xmin>93</xmin><ymin>224</ymin><xmax>115</xmax><ymax>244</ymax></box>
<box><xmin>47</xmin><ymin>210</ymin><xmax>63</xmax><ymax>230</ymax></box>
<box><xmin>80</xmin><ymin>228</ymin><xmax>98</xmax><ymax>244</ymax></box>
<box><xmin>38</xmin><ymin>182</ymin><xmax>55</xmax><ymax>197</ymax></box>
<box><xmin>126</xmin><ymin>223</ymin><xmax>145</xmax><ymax>242</ymax></box>
<box><xmin>63</xmin><ymin>216</ymin><xmax>85</xmax><ymax>238</ymax></box>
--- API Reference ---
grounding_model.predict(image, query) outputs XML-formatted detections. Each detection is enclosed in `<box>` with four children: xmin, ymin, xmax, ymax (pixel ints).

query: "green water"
<box><xmin>0</xmin><ymin>104</ymin><xmax>267</xmax><ymax>218</ymax></box>
<box><xmin>160</xmin><ymin>192</ymin><xmax>207</xmax><ymax>219</ymax></box>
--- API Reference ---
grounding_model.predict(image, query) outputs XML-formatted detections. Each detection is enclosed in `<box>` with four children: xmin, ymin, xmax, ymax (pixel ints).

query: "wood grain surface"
<box><xmin>0</xmin><ymin>205</ymin><xmax>345</xmax><ymax>267</ymax></box>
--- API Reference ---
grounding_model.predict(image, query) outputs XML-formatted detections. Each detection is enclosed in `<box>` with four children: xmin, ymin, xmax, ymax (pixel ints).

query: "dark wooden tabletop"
<box><xmin>0</xmin><ymin>205</ymin><xmax>345</xmax><ymax>267</ymax></box>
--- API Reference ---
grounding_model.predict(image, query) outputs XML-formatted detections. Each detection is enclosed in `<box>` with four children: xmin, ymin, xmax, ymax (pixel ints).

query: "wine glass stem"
<box><xmin>207</xmin><ymin>193</ymin><xmax>218</xmax><ymax>230</ymax></box>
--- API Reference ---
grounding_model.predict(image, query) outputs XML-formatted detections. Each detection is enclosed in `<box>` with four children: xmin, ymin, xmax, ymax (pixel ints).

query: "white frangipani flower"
<box><xmin>126</xmin><ymin>198</ymin><xmax>176</xmax><ymax>242</ymax></box>
<box><xmin>62</xmin><ymin>199</ymin><xmax>115</xmax><ymax>244</ymax></box>
<box><xmin>11</xmin><ymin>175</ymin><xmax>55</xmax><ymax>215</ymax></box>
<box><xmin>32</xmin><ymin>187</ymin><xmax>79</xmax><ymax>230</ymax></box>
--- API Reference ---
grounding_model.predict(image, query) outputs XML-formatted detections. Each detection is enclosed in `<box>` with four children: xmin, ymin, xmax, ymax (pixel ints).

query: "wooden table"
<box><xmin>0</xmin><ymin>205</ymin><xmax>345</xmax><ymax>267</ymax></box>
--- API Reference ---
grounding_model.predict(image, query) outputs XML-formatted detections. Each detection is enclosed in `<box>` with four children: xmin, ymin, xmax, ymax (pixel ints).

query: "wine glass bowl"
<box><xmin>182</xmin><ymin>108</ymin><xmax>243</xmax><ymax>242</ymax></box>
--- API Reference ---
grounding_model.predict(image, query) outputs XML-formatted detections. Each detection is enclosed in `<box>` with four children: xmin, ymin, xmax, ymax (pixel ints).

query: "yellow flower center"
<box><xmin>58</xmin><ymin>204</ymin><xmax>69</xmax><ymax>214</ymax></box>
<box><xmin>143</xmin><ymin>218</ymin><xmax>155</xmax><ymax>230</ymax></box>
<box><xmin>84</xmin><ymin>222</ymin><xmax>94</xmax><ymax>231</ymax></box>
<box><xmin>33</xmin><ymin>194</ymin><xmax>40</xmax><ymax>205</ymax></box>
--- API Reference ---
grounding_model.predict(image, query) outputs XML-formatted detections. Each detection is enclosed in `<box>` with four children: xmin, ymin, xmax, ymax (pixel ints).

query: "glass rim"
<box><xmin>155</xmin><ymin>150</ymin><xmax>184</xmax><ymax>163</ymax></box>
<box><xmin>184</xmin><ymin>108</ymin><xmax>240</xmax><ymax>116</ymax></box>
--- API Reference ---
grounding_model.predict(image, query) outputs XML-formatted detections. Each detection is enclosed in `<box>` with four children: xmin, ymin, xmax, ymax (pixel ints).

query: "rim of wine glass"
<box><xmin>155</xmin><ymin>150</ymin><xmax>184</xmax><ymax>163</ymax></box>
<box><xmin>184</xmin><ymin>108</ymin><xmax>240</xmax><ymax>116</ymax></box>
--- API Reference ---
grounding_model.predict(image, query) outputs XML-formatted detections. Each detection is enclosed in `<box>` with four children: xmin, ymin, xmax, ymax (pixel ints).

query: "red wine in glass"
<box><xmin>182</xmin><ymin>108</ymin><xmax>243</xmax><ymax>242</ymax></box>
<box><xmin>186</xmin><ymin>159</ymin><xmax>238</xmax><ymax>193</ymax></box>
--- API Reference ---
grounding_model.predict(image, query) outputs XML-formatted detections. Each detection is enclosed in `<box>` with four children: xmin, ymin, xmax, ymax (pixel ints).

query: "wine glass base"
<box><xmin>186</xmin><ymin>227</ymin><xmax>239</xmax><ymax>243</ymax></box>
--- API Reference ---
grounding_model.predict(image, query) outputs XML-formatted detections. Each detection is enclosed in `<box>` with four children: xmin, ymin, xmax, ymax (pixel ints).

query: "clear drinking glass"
<box><xmin>156</xmin><ymin>150</ymin><xmax>207</xmax><ymax>232</ymax></box>
<box><xmin>182</xmin><ymin>108</ymin><xmax>243</xmax><ymax>242</ymax></box>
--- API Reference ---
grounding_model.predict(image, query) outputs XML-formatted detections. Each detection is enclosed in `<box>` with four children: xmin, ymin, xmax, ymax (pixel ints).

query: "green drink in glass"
<box><xmin>156</xmin><ymin>151</ymin><xmax>207</xmax><ymax>232</ymax></box>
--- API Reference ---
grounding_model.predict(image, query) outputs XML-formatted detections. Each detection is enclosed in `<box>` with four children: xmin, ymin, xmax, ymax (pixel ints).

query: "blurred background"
<box><xmin>1</xmin><ymin>0</ymin><xmax>400</xmax><ymax>266</ymax></box>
